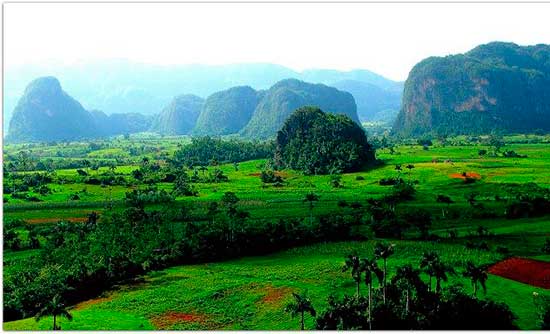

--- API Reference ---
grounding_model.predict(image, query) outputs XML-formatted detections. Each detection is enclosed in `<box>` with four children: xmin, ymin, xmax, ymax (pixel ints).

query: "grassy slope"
<box><xmin>5</xmin><ymin>240</ymin><xmax>549</xmax><ymax>330</ymax></box>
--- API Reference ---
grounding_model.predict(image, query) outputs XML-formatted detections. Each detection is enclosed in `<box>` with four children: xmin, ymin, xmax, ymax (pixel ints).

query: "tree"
<box><xmin>432</xmin><ymin>260</ymin><xmax>456</xmax><ymax>294</ymax></box>
<box><xmin>395</xmin><ymin>164</ymin><xmax>402</xmax><ymax>180</ymax></box>
<box><xmin>342</xmin><ymin>253</ymin><xmax>363</xmax><ymax>297</ymax></box>
<box><xmin>362</xmin><ymin>258</ymin><xmax>383</xmax><ymax>329</ymax></box>
<box><xmin>436</xmin><ymin>194</ymin><xmax>454</xmax><ymax>218</ymax></box>
<box><xmin>541</xmin><ymin>238</ymin><xmax>550</xmax><ymax>254</ymax></box>
<box><xmin>405</xmin><ymin>164</ymin><xmax>415</xmax><ymax>180</ymax></box>
<box><xmin>420</xmin><ymin>251</ymin><xmax>439</xmax><ymax>292</ymax></box>
<box><xmin>462</xmin><ymin>262</ymin><xmax>488</xmax><ymax>297</ymax></box>
<box><xmin>392</xmin><ymin>264</ymin><xmax>424</xmax><ymax>315</ymax></box>
<box><xmin>374</xmin><ymin>242</ymin><xmax>395</xmax><ymax>303</ymax></box>
<box><xmin>35</xmin><ymin>294</ymin><xmax>73</xmax><ymax>330</ymax></box>
<box><xmin>285</xmin><ymin>292</ymin><xmax>316</xmax><ymax>330</ymax></box>
<box><xmin>303</xmin><ymin>192</ymin><xmax>319</xmax><ymax>223</ymax></box>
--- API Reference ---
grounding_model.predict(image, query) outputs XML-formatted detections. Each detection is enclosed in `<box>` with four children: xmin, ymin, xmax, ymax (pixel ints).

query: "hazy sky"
<box><xmin>4</xmin><ymin>2</ymin><xmax>550</xmax><ymax>81</ymax></box>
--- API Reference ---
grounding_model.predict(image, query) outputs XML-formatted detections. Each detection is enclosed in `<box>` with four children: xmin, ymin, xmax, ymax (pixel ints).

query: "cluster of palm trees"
<box><xmin>285</xmin><ymin>242</ymin><xmax>491</xmax><ymax>330</ymax></box>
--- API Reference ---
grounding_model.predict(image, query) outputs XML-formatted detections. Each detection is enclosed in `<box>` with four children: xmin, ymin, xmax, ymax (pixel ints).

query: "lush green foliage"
<box><xmin>240</xmin><ymin>79</ymin><xmax>361</xmax><ymax>139</ymax></box>
<box><xmin>274</xmin><ymin>107</ymin><xmax>375</xmax><ymax>174</ymax></box>
<box><xmin>150</xmin><ymin>95</ymin><xmax>204</xmax><ymax>135</ymax></box>
<box><xmin>394</xmin><ymin>42</ymin><xmax>550</xmax><ymax>137</ymax></box>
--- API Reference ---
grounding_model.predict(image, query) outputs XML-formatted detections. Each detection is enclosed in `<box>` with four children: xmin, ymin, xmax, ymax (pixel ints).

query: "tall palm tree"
<box><xmin>362</xmin><ymin>258</ymin><xmax>383</xmax><ymax>329</ymax></box>
<box><xmin>35</xmin><ymin>294</ymin><xmax>73</xmax><ymax>330</ymax></box>
<box><xmin>432</xmin><ymin>261</ymin><xmax>456</xmax><ymax>294</ymax></box>
<box><xmin>342</xmin><ymin>253</ymin><xmax>363</xmax><ymax>297</ymax></box>
<box><xmin>374</xmin><ymin>242</ymin><xmax>395</xmax><ymax>303</ymax></box>
<box><xmin>462</xmin><ymin>261</ymin><xmax>488</xmax><ymax>297</ymax></box>
<box><xmin>395</xmin><ymin>164</ymin><xmax>403</xmax><ymax>180</ymax></box>
<box><xmin>392</xmin><ymin>265</ymin><xmax>423</xmax><ymax>315</ymax></box>
<box><xmin>420</xmin><ymin>251</ymin><xmax>439</xmax><ymax>292</ymax></box>
<box><xmin>285</xmin><ymin>292</ymin><xmax>316</xmax><ymax>330</ymax></box>
<box><xmin>303</xmin><ymin>192</ymin><xmax>319</xmax><ymax>224</ymax></box>
<box><xmin>405</xmin><ymin>164</ymin><xmax>415</xmax><ymax>180</ymax></box>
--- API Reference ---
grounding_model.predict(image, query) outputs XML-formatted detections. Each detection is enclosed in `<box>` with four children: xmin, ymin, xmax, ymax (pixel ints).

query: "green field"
<box><xmin>5</xmin><ymin>239</ymin><xmax>549</xmax><ymax>330</ymax></box>
<box><xmin>3</xmin><ymin>137</ymin><xmax>550</xmax><ymax>330</ymax></box>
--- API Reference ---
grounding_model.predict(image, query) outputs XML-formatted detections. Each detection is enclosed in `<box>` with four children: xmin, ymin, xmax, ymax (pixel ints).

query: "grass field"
<box><xmin>3</xmin><ymin>138</ymin><xmax>550</xmax><ymax>330</ymax></box>
<box><xmin>5</xmin><ymin>239</ymin><xmax>549</xmax><ymax>330</ymax></box>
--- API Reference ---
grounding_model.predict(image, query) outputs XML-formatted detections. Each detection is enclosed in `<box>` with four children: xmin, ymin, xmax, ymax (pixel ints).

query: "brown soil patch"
<box><xmin>73</xmin><ymin>296</ymin><xmax>113</xmax><ymax>310</ymax></box>
<box><xmin>150</xmin><ymin>312</ymin><xmax>209</xmax><ymax>329</ymax></box>
<box><xmin>248</xmin><ymin>171</ymin><xmax>290</xmax><ymax>178</ymax></box>
<box><xmin>26</xmin><ymin>217</ymin><xmax>88</xmax><ymax>224</ymax></box>
<box><xmin>449</xmin><ymin>172</ymin><xmax>482</xmax><ymax>180</ymax></box>
<box><xmin>489</xmin><ymin>257</ymin><xmax>550</xmax><ymax>289</ymax></box>
<box><xmin>259</xmin><ymin>285</ymin><xmax>294</xmax><ymax>305</ymax></box>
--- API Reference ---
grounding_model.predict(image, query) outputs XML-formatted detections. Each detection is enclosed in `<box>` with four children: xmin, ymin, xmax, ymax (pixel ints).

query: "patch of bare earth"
<box><xmin>489</xmin><ymin>257</ymin><xmax>550</xmax><ymax>289</ymax></box>
<box><xmin>27</xmin><ymin>217</ymin><xmax>88</xmax><ymax>224</ymax></box>
<box><xmin>72</xmin><ymin>295</ymin><xmax>113</xmax><ymax>310</ymax></box>
<box><xmin>449</xmin><ymin>172</ymin><xmax>482</xmax><ymax>180</ymax></box>
<box><xmin>259</xmin><ymin>285</ymin><xmax>294</xmax><ymax>305</ymax></box>
<box><xmin>150</xmin><ymin>312</ymin><xmax>209</xmax><ymax>329</ymax></box>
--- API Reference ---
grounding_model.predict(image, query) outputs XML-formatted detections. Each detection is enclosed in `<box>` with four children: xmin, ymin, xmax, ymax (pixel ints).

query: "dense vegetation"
<box><xmin>150</xmin><ymin>95</ymin><xmax>204</xmax><ymax>135</ymax></box>
<box><xmin>172</xmin><ymin>136</ymin><xmax>274</xmax><ymax>167</ymax></box>
<box><xmin>394</xmin><ymin>42</ymin><xmax>550</xmax><ymax>137</ymax></box>
<box><xmin>192</xmin><ymin>86</ymin><xmax>260</xmax><ymax>135</ymax></box>
<box><xmin>240</xmin><ymin>79</ymin><xmax>361</xmax><ymax>139</ymax></box>
<box><xmin>7</xmin><ymin>77</ymin><xmax>99</xmax><ymax>142</ymax></box>
<box><xmin>274</xmin><ymin>107</ymin><xmax>375</xmax><ymax>174</ymax></box>
<box><xmin>6</xmin><ymin>77</ymin><xmax>154</xmax><ymax>143</ymax></box>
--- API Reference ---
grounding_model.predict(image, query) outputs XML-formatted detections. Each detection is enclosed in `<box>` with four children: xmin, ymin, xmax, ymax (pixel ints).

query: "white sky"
<box><xmin>4</xmin><ymin>2</ymin><xmax>550</xmax><ymax>81</ymax></box>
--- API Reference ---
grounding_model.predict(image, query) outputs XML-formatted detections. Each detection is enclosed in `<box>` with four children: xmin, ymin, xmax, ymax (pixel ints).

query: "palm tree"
<box><xmin>395</xmin><ymin>164</ymin><xmax>402</xmax><ymax>180</ymax></box>
<box><xmin>392</xmin><ymin>265</ymin><xmax>423</xmax><ymax>315</ymax></box>
<box><xmin>285</xmin><ymin>292</ymin><xmax>316</xmax><ymax>330</ymax></box>
<box><xmin>436</xmin><ymin>194</ymin><xmax>454</xmax><ymax>218</ymax></box>
<box><xmin>35</xmin><ymin>294</ymin><xmax>73</xmax><ymax>330</ymax></box>
<box><xmin>420</xmin><ymin>251</ymin><xmax>439</xmax><ymax>292</ymax></box>
<box><xmin>362</xmin><ymin>258</ymin><xmax>383</xmax><ymax>329</ymax></box>
<box><xmin>405</xmin><ymin>164</ymin><xmax>415</xmax><ymax>180</ymax></box>
<box><xmin>432</xmin><ymin>261</ymin><xmax>456</xmax><ymax>294</ymax></box>
<box><xmin>374</xmin><ymin>242</ymin><xmax>395</xmax><ymax>303</ymax></box>
<box><xmin>303</xmin><ymin>192</ymin><xmax>319</xmax><ymax>223</ymax></box>
<box><xmin>462</xmin><ymin>261</ymin><xmax>488</xmax><ymax>297</ymax></box>
<box><xmin>342</xmin><ymin>253</ymin><xmax>363</xmax><ymax>297</ymax></box>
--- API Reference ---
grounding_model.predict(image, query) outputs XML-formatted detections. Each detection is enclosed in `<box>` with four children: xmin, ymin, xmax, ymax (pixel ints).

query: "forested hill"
<box><xmin>150</xmin><ymin>95</ymin><xmax>204</xmax><ymax>135</ymax></box>
<box><xmin>7</xmin><ymin>77</ymin><xmax>99</xmax><ymax>142</ymax></box>
<box><xmin>393</xmin><ymin>42</ymin><xmax>550</xmax><ymax>137</ymax></box>
<box><xmin>192</xmin><ymin>86</ymin><xmax>260</xmax><ymax>136</ymax></box>
<box><xmin>240</xmin><ymin>79</ymin><xmax>360</xmax><ymax>139</ymax></box>
<box><xmin>7</xmin><ymin>77</ymin><xmax>152</xmax><ymax>143</ymax></box>
<box><xmin>4</xmin><ymin>62</ymin><xmax>401</xmax><ymax>131</ymax></box>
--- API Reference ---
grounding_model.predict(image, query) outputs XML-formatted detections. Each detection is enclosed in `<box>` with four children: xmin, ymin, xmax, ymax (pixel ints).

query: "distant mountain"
<box><xmin>7</xmin><ymin>77</ymin><xmax>156</xmax><ymax>142</ymax></box>
<box><xmin>150</xmin><ymin>95</ymin><xmax>204</xmax><ymax>135</ymax></box>
<box><xmin>4</xmin><ymin>62</ymin><xmax>402</xmax><ymax>132</ymax></box>
<box><xmin>193</xmin><ymin>86</ymin><xmax>259</xmax><ymax>135</ymax></box>
<box><xmin>7</xmin><ymin>77</ymin><xmax>98</xmax><ymax>142</ymax></box>
<box><xmin>331</xmin><ymin>80</ymin><xmax>402</xmax><ymax>122</ymax></box>
<box><xmin>102</xmin><ymin>113</ymin><xmax>152</xmax><ymax>136</ymax></box>
<box><xmin>393</xmin><ymin>42</ymin><xmax>550</xmax><ymax>137</ymax></box>
<box><xmin>240</xmin><ymin>79</ymin><xmax>360</xmax><ymax>139</ymax></box>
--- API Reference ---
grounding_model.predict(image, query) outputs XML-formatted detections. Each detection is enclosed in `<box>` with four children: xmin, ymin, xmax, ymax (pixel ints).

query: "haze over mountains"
<box><xmin>4</xmin><ymin>62</ymin><xmax>403</xmax><ymax>130</ymax></box>
<box><xmin>5</xmin><ymin>42</ymin><xmax>550</xmax><ymax>142</ymax></box>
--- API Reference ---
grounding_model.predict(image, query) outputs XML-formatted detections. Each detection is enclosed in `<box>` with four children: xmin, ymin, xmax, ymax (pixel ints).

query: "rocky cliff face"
<box><xmin>393</xmin><ymin>42</ymin><xmax>550</xmax><ymax>137</ymax></box>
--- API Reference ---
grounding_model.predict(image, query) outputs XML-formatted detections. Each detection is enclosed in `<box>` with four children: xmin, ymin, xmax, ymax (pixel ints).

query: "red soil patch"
<box><xmin>150</xmin><ymin>312</ymin><xmax>209</xmax><ymax>329</ymax></box>
<box><xmin>489</xmin><ymin>257</ymin><xmax>550</xmax><ymax>289</ymax></box>
<box><xmin>26</xmin><ymin>217</ymin><xmax>88</xmax><ymax>224</ymax></box>
<box><xmin>259</xmin><ymin>285</ymin><xmax>294</xmax><ymax>305</ymax></box>
<box><xmin>248</xmin><ymin>171</ymin><xmax>290</xmax><ymax>178</ymax></box>
<box><xmin>449</xmin><ymin>172</ymin><xmax>482</xmax><ymax>180</ymax></box>
<box><xmin>73</xmin><ymin>296</ymin><xmax>113</xmax><ymax>310</ymax></box>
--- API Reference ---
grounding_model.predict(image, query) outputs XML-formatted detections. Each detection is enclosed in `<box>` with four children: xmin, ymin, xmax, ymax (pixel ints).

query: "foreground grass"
<box><xmin>5</xmin><ymin>240</ymin><xmax>549</xmax><ymax>330</ymax></box>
